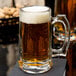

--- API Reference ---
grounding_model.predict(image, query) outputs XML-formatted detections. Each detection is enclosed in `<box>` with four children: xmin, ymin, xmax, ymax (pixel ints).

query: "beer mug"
<box><xmin>19</xmin><ymin>6</ymin><xmax>70</xmax><ymax>74</ymax></box>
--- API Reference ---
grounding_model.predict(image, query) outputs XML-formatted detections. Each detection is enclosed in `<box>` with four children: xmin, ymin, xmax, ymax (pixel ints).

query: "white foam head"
<box><xmin>20</xmin><ymin>6</ymin><xmax>51</xmax><ymax>24</ymax></box>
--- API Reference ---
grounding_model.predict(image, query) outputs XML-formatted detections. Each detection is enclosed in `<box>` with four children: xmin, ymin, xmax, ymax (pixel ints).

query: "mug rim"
<box><xmin>20</xmin><ymin>6</ymin><xmax>51</xmax><ymax>13</ymax></box>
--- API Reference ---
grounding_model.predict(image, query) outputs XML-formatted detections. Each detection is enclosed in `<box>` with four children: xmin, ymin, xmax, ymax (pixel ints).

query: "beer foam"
<box><xmin>20</xmin><ymin>6</ymin><xmax>51</xmax><ymax>24</ymax></box>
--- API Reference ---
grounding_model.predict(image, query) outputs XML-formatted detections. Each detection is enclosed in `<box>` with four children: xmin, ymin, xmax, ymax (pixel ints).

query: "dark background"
<box><xmin>45</xmin><ymin>0</ymin><xmax>55</xmax><ymax>16</ymax></box>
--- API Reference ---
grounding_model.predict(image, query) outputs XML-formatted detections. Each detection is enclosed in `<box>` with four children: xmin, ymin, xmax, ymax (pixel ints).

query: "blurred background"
<box><xmin>0</xmin><ymin>0</ymin><xmax>76</xmax><ymax>76</ymax></box>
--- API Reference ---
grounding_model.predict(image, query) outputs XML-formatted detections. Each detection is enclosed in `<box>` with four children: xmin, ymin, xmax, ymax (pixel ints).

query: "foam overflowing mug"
<box><xmin>19</xmin><ymin>6</ymin><xmax>70</xmax><ymax>74</ymax></box>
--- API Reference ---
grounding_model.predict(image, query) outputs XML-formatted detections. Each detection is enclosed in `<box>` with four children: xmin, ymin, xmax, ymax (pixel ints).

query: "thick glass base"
<box><xmin>19</xmin><ymin>59</ymin><xmax>53</xmax><ymax>74</ymax></box>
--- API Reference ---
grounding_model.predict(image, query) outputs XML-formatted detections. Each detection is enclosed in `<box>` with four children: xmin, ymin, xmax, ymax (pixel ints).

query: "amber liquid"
<box><xmin>20</xmin><ymin>22</ymin><xmax>51</xmax><ymax>63</ymax></box>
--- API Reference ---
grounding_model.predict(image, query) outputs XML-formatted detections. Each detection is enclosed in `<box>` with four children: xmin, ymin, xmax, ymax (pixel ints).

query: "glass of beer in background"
<box><xmin>19</xmin><ymin>6</ymin><xmax>70</xmax><ymax>74</ymax></box>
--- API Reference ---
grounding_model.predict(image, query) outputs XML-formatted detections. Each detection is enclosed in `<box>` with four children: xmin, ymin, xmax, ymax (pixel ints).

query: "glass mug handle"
<box><xmin>51</xmin><ymin>15</ymin><xmax>70</xmax><ymax>57</ymax></box>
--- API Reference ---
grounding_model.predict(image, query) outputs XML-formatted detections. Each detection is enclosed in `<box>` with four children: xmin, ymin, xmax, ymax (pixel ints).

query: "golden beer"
<box><xmin>20</xmin><ymin>22</ymin><xmax>50</xmax><ymax>61</ymax></box>
<box><xmin>19</xmin><ymin>6</ymin><xmax>70</xmax><ymax>74</ymax></box>
<box><xmin>19</xmin><ymin>6</ymin><xmax>52</xmax><ymax>74</ymax></box>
